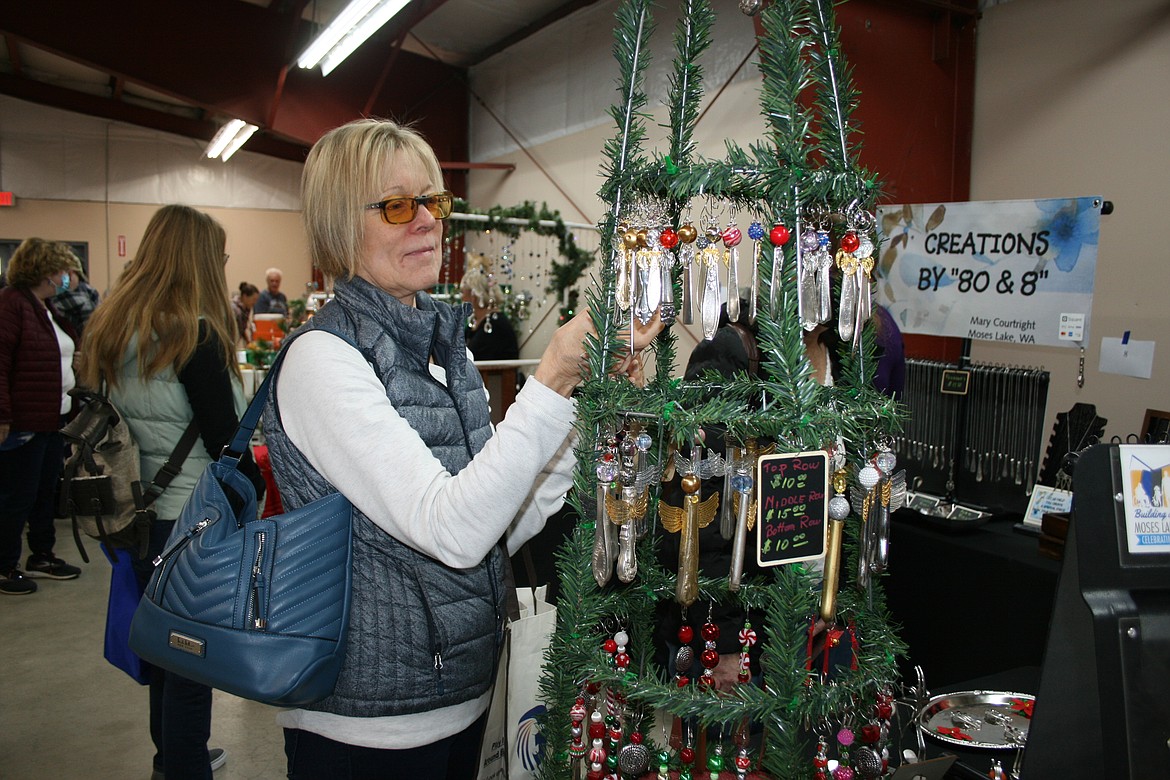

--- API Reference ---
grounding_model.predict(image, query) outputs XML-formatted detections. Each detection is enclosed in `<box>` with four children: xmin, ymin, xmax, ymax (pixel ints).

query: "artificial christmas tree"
<box><xmin>536</xmin><ymin>1</ymin><xmax>906</xmax><ymax>777</ymax></box>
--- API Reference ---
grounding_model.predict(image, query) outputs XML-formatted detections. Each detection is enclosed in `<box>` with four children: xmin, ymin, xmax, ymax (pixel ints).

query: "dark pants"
<box><xmin>284</xmin><ymin>712</ymin><xmax>487</xmax><ymax>780</ymax></box>
<box><xmin>133</xmin><ymin>519</ymin><xmax>213</xmax><ymax>779</ymax></box>
<box><xmin>0</xmin><ymin>430</ymin><xmax>64</xmax><ymax>571</ymax></box>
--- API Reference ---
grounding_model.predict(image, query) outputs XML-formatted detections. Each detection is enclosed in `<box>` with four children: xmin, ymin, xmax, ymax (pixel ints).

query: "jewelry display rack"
<box><xmin>896</xmin><ymin>351</ymin><xmax>1050</xmax><ymax>518</ymax></box>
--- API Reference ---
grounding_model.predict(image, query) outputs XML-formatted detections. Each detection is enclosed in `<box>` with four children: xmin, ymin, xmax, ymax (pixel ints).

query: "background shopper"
<box><xmin>81</xmin><ymin>204</ymin><xmax>263</xmax><ymax>779</ymax></box>
<box><xmin>0</xmin><ymin>238</ymin><xmax>83</xmax><ymax>594</ymax></box>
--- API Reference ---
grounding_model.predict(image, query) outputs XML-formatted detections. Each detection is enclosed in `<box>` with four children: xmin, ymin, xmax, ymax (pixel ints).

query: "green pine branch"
<box><xmin>665</xmin><ymin>0</ymin><xmax>714</xmax><ymax>168</ymax></box>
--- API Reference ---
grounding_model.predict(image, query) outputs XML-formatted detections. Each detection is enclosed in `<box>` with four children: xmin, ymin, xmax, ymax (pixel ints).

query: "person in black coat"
<box><xmin>654</xmin><ymin>302</ymin><xmax>765</xmax><ymax>690</ymax></box>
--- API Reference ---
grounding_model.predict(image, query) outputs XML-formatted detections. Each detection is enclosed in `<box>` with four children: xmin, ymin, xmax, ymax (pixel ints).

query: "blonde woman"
<box><xmin>460</xmin><ymin>254</ymin><xmax>518</xmax><ymax>360</ymax></box>
<box><xmin>264</xmin><ymin>119</ymin><xmax>658</xmax><ymax>778</ymax></box>
<box><xmin>82</xmin><ymin>205</ymin><xmax>264</xmax><ymax>780</ymax></box>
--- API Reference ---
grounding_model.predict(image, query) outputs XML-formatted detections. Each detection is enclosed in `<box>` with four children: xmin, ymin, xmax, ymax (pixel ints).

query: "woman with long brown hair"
<box><xmin>82</xmin><ymin>204</ymin><xmax>263</xmax><ymax>779</ymax></box>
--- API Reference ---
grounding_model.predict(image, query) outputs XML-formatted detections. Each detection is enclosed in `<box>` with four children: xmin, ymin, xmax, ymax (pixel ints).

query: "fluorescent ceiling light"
<box><xmin>297</xmin><ymin>0</ymin><xmax>410</xmax><ymax>76</ymax></box>
<box><xmin>205</xmin><ymin>119</ymin><xmax>259</xmax><ymax>161</ymax></box>
<box><xmin>220</xmin><ymin>124</ymin><xmax>259</xmax><ymax>161</ymax></box>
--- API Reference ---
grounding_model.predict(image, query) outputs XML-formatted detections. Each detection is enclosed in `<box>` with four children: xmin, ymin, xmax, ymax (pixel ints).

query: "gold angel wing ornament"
<box><xmin>659</xmin><ymin>491</ymin><xmax>720</xmax><ymax>606</ymax></box>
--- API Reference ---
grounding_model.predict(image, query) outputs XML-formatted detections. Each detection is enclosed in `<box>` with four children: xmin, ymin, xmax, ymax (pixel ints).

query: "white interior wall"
<box><xmin>967</xmin><ymin>0</ymin><xmax>1170</xmax><ymax>439</ymax></box>
<box><xmin>0</xmin><ymin>95</ymin><xmax>310</xmax><ymax>297</ymax></box>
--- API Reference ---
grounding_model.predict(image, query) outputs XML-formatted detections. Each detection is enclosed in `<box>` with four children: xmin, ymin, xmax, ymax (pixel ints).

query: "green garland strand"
<box><xmin>449</xmin><ymin>198</ymin><xmax>597</xmax><ymax>312</ymax></box>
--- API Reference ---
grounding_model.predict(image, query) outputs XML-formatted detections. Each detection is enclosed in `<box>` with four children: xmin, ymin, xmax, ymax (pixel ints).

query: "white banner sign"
<box><xmin>875</xmin><ymin>197</ymin><xmax>1103</xmax><ymax>348</ymax></box>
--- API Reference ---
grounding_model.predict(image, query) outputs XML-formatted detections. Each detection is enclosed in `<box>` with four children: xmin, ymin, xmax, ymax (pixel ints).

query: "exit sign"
<box><xmin>0</xmin><ymin>192</ymin><xmax>14</xmax><ymax>207</ymax></box>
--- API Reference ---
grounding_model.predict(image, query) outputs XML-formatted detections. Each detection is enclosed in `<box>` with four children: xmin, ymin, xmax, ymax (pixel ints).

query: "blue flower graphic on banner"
<box><xmin>516</xmin><ymin>704</ymin><xmax>546</xmax><ymax>771</ymax></box>
<box><xmin>1038</xmin><ymin>198</ymin><xmax>1099</xmax><ymax>273</ymax></box>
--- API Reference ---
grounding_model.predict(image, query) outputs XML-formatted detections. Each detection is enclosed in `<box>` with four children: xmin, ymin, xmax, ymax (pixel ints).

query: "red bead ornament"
<box><xmin>678</xmin><ymin>625</ymin><xmax>694</xmax><ymax>644</ymax></box>
<box><xmin>860</xmin><ymin>724</ymin><xmax>881</xmax><ymax>744</ymax></box>
<box><xmin>615</xmin><ymin>652</ymin><xmax>630</xmax><ymax>669</ymax></box>
<box><xmin>722</xmin><ymin>225</ymin><xmax>743</xmax><ymax>248</ymax></box>
<box><xmin>589</xmin><ymin>721</ymin><xmax>606</xmax><ymax>740</ymax></box>
<box><xmin>875</xmin><ymin>702</ymin><xmax>893</xmax><ymax>720</ymax></box>
<box><xmin>701</xmin><ymin>622</ymin><xmax>720</xmax><ymax>642</ymax></box>
<box><xmin>735</xmin><ymin>753</ymin><xmax>752</xmax><ymax>770</ymax></box>
<box><xmin>700</xmin><ymin>648</ymin><xmax>720</xmax><ymax>669</ymax></box>
<box><xmin>814</xmin><ymin>756</ymin><xmax>830</xmax><ymax>769</ymax></box>
<box><xmin>769</xmin><ymin>224</ymin><xmax>791</xmax><ymax>246</ymax></box>
<box><xmin>680</xmin><ymin>747</ymin><xmax>695</xmax><ymax>765</ymax></box>
<box><xmin>676</xmin><ymin>675</ymin><xmax>690</xmax><ymax>688</ymax></box>
<box><xmin>588</xmin><ymin>745</ymin><xmax>607</xmax><ymax>765</ymax></box>
<box><xmin>603</xmin><ymin>638</ymin><xmax>618</xmax><ymax>654</ymax></box>
<box><xmin>840</xmin><ymin>231</ymin><xmax>860</xmax><ymax>253</ymax></box>
<box><xmin>660</xmin><ymin>228</ymin><xmax>679</xmax><ymax>249</ymax></box>
<box><xmin>629</xmin><ymin>732</ymin><xmax>643</xmax><ymax>745</ymax></box>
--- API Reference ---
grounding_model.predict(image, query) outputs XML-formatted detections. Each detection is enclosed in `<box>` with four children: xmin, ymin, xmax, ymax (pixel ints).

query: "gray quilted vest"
<box><xmin>262</xmin><ymin>276</ymin><xmax>502</xmax><ymax>717</ymax></box>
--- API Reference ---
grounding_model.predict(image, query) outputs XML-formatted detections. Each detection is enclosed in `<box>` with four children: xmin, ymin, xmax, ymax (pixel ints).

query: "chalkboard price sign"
<box><xmin>756</xmin><ymin>450</ymin><xmax>829</xmax><ymax>567</ymax></box>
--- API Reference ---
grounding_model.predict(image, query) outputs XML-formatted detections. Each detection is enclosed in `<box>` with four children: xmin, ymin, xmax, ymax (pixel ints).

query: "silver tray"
<box><xmin>917</xmin><ymin>690</ymin><xmax>1033</xmax><ymax>749</ymax></box>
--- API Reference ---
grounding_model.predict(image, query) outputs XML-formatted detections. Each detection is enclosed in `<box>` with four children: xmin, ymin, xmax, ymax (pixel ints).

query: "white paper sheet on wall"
<box><xmin>1099</xmin><ymin>335</ymin><xmax>1155</xmax><ymax>379</ymax></box>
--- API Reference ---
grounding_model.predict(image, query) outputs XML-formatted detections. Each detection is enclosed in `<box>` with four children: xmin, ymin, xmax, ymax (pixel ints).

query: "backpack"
<box><xmin>59</xmin><ymin>387</ymin><xmax>199</xmax><ymax>560</ymax></box>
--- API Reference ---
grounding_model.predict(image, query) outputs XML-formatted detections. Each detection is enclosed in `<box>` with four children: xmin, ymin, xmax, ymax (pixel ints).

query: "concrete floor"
<box><xmin>0</xmin><ymin>518</ymin><xmax>287</xmax><ymax>779</ymax></box>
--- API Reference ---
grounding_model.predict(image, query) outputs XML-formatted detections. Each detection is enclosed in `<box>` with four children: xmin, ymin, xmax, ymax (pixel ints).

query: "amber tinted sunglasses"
<box><xmin>364</xmin><ymin>191</ymin><xmax>454</xmax><ymax>225</ymax></box>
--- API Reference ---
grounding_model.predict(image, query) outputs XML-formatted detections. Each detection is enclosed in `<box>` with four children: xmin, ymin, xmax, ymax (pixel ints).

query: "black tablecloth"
<box><xmin>883</xmin><ymin>510</ymin><xmax>1061</xmax><ymax>690</ymax></box>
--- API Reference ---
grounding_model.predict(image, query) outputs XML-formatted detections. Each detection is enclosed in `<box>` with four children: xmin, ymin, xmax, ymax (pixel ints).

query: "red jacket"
<box><xmin>0</xmin><ymin>286</ymin><xmax>77</xmax><ymax>432</ymax></box>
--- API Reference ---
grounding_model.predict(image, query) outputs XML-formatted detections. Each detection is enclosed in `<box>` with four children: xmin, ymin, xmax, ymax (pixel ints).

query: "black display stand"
<box><xmin>1022</xmin><ymin>443</ymin><xmax>1170</xmax><ymax>777</ymax></box>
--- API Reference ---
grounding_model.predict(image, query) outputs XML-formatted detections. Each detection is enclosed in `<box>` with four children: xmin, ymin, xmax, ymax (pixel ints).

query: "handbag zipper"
<box><xmin>152</xmin><ymin>518</ymin><xmax>213</xmax><ymax>567</ymax></box>
<box><xmin>146</xmin><ymin>517</ymin><xmax>214</xmax><ymax>600</ymax></box>
<box><xmin>250</xmin><ymin>531</ymin><xmax>267</xmax><ymax>629</ymax></box>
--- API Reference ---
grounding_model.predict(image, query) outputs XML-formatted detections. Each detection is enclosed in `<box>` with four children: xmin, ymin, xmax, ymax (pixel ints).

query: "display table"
<box><xmin>882</xmin><ymin>511</ymin><xmax>1060</xmax><ymax>689</ymax></box>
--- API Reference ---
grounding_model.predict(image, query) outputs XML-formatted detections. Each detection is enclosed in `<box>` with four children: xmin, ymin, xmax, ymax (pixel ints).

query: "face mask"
<box><xmin>56</xmin><ymin>273</ymin><xmax>71</xmax><ymax>295</ymax></box>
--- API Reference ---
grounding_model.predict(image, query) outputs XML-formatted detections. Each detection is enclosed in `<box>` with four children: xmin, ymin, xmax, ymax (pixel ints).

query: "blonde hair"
<box><xmin>460</xmin><ymin>253</ymin><xmax>498</xmax><ymax>309</ymax></box>
<box><xmin>301</xmin><ymin>118</ymin><xmax>443</xmax><ymax>280</ymax></box>
<box><xmin>5</xmin><ymin>238</ymin><xmax>75</xmax><ymax>289</ymax></box>
<box><xmin>81</xmin><ymin>205</ymin><xmax>239</xmax><ymax>387</ymax></box>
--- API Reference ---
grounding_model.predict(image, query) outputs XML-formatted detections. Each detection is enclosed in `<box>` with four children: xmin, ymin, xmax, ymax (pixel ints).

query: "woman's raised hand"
<box><xmin>533</xmin><ymin>308</ymin><xmax>665</xmax><ymax>397</ymax></box>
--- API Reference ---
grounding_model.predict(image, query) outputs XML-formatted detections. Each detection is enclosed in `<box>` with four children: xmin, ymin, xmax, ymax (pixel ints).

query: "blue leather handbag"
<box><xmin>129</xmin><ymin>331</ymin><xmax>353</xmax><ymax>707</ymax></box>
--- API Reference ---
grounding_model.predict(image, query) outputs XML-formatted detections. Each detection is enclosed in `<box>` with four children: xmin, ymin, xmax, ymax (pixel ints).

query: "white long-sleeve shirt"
<box><xmin>272</xmin><ymin>329</ymin><xmax>576</xmax><ymax>748</ymax></box>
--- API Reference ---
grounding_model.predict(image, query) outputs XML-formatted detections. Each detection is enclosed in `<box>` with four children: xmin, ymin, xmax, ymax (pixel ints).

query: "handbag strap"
<box><xmin>222</xmin><ymin>327</ymin><xmax>363</xmax><ymax>460</ymax></box>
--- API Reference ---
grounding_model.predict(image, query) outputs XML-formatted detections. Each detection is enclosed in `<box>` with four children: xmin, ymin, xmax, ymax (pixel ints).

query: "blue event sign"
<box><xmin>875</xmin><ymin>197</ymin><xmax>1103</xmax><ymax>348</ymax></box>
